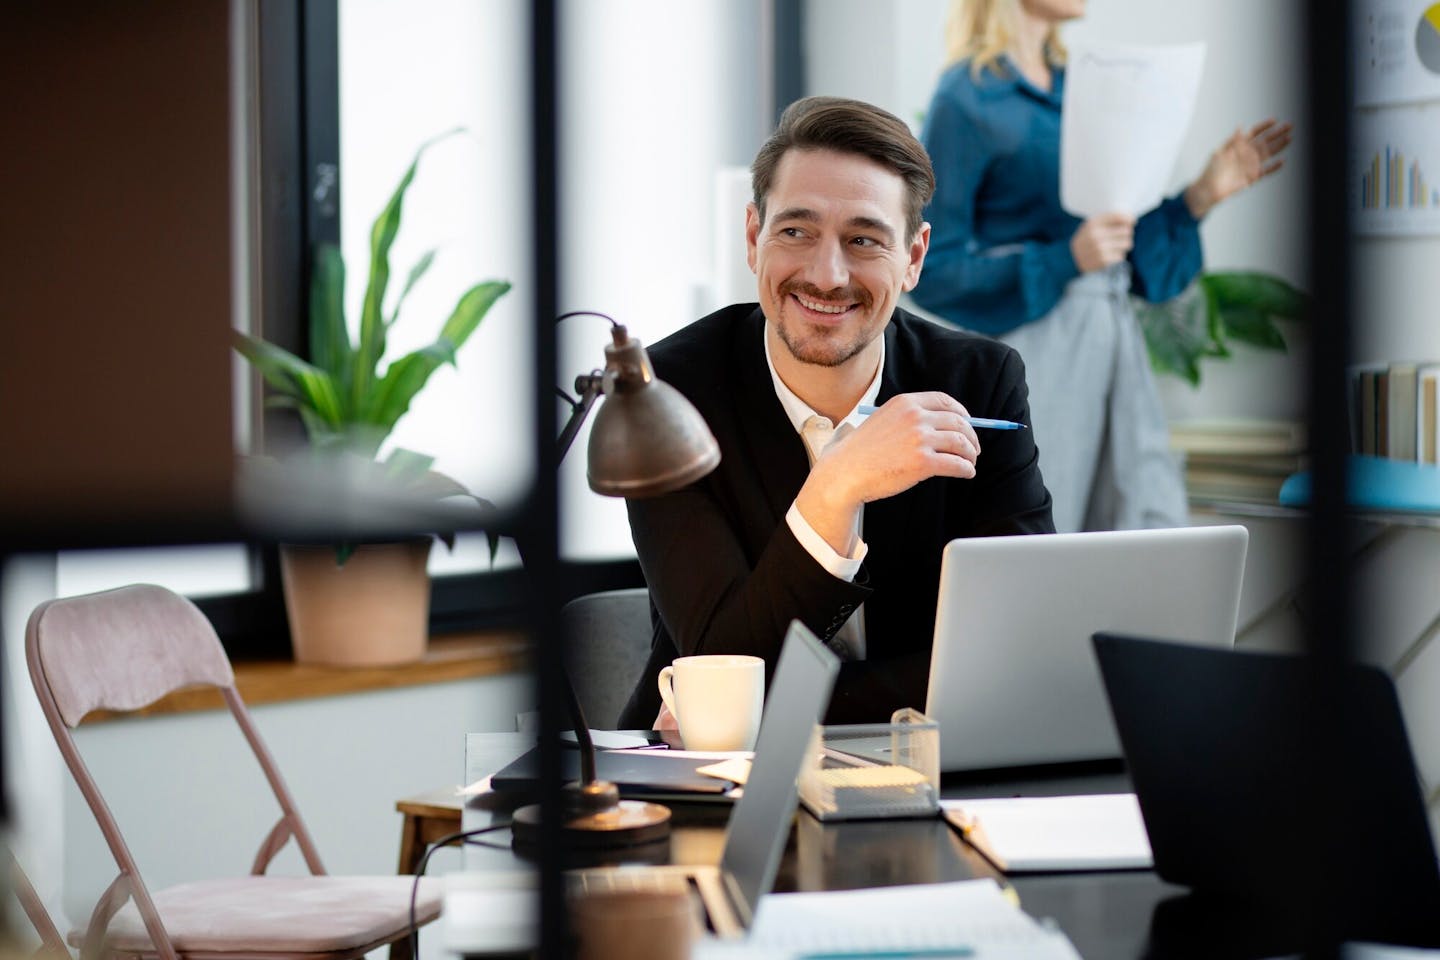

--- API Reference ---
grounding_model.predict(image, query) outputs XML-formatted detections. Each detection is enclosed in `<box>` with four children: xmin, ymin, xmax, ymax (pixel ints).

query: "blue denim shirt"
<box><xmin>910</xmin><ymin>57</ymin><xmax>1203</xmax><ymax>336</ymax></box>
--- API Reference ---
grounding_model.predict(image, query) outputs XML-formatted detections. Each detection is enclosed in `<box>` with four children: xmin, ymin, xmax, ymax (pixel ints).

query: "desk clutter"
<box><xmin>798</xmin><ymin>708</ymin><xmax>941</xmax><ymax>821</ymax></box>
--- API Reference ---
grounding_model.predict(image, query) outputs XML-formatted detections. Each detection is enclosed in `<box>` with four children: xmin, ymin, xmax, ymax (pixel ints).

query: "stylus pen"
<box><xmin>855</xmin><ymin>405</ymin><xmax>1025</xmax><ymax>430</ymax></box>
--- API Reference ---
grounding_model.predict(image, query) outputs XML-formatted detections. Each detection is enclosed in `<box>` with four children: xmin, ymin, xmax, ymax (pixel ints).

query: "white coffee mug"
<box><xmin>656</xmin><ymin>654</ymin><xmax>764</xmax><ymax>751</ymax></box>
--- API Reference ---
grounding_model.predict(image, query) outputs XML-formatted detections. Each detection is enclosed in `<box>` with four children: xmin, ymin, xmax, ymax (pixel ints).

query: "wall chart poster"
<box><xmin>1353</xmin><ymin>104</ymin><xmax>1440</xmax><ymax>235</ymax></box>
<box><xmin>1356</xmin><ymin>0</ymin><xmax>1440</xmax><ymax>105</ymax></box>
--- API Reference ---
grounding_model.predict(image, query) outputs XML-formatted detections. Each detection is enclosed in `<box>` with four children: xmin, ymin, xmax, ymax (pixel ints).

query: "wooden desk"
<box><xmin>456</xmin><ymin>734</ymin><xmax>1251</xmax><ymax>959</ymax></box>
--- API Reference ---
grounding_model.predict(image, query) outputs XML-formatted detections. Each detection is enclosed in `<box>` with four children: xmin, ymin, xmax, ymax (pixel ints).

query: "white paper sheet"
<box><xmin>1061</xmin><ymin>43</ymin><xmax>1206</xmax><ymax>218</ymax></box>
<box><xmin>744</xmin><ymin>879</ymin><xmax>1081</xmax><ymax>959</ymax></box>
<box><xmin>942</xmin><ymin>793</ymin><xmax>1153</xmax><ymax>872</ymax></box>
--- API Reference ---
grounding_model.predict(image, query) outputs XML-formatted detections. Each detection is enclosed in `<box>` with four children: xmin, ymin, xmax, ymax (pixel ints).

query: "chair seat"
<box><xmin>69</xmin><ymin>876</ymin><xmax>444</xmax><ymax>955</ymax></box>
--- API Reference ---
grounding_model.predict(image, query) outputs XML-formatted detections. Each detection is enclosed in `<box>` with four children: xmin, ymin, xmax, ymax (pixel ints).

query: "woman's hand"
<box><xmin>1185</xmin><ymin>119</ymin><xmax>1294</xmax><ymax>219</ymax></box>
<box><xmin>1070</xmin><ymin>213</ymin><xmax>1136</xmax><ymax>273</ymax></box>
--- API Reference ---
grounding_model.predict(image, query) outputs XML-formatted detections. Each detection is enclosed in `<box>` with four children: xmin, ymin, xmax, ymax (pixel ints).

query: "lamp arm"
<box><xmin>556</xmin><ymin>372</ymin><xmax>605</xmax><ymax>465</ymax></box>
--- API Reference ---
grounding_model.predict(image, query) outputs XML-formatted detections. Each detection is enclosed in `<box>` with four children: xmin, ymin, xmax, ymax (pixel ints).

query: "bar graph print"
<box><xmin>1359</xmin><ymin>144</ymin><xmax>1440</xmax><ymax>210</ymax></box>
<box><xmin>1354</xmin><ymin>106</ymin><xmax>1440</xmax><ymax>235</ymax></box>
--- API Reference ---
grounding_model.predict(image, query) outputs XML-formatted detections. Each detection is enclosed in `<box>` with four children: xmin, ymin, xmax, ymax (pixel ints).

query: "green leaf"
<box><xmin>388</xmin><ymin>249</ymin><xmax>438</xmax><ymax>329</ymax></box>
<box><xmin>358</xmin><ymin>280</ymin><xmax>510</xmax><ymax>434</ymax></box>
<box><xmin>233</xmin><ymin>332</ymin><xmax>345</xmax><ymax>432</ymax></box>
<box><xmin>352</xmin><ymin>127</ymin><xmax>464</xmax><ymax>417</ymax></box>
<box><xmin>1135</xmin><ymin>289</ymin><xmax>1219</xmax><ymax>387</ymax></box>
<box><xmin>1219</xmin><ymin>305</ymin><xmax>1289</xmax><ymax>350</ymax></box>
<box><xmin>438</xmin><ymin>280</ymin><xmax>511</xmax><ymax>355</ymax></box>
<box><xmin>309</xmin><ymin>244</ymin><xmax>351</xmax><ymax>398</ymax></box>
<box><xmin>1200</xmin><ymin>271</ymin><xmax>1308</xmax><ymax>320</ymax></box>
<box><xmin>360</xmin><ymin>342</ymin><xmax>454</xmax><ymax>434</ymax></box>
<box><xmin>383</xmin><ymin>447</ymin><xmax>437</xmax><ymax>484</ymax></box>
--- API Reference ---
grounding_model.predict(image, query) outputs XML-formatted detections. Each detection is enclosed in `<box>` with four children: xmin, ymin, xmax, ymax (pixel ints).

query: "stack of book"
<box><xmin>1348</xmin><ymin>361</ymin><xmax>1440</xmax><ymax>464</ymax></box>
<box><xmin>1170</xmin><ymin>418</ymin><xmax>1308</xmax><ymax>505</ymax></box>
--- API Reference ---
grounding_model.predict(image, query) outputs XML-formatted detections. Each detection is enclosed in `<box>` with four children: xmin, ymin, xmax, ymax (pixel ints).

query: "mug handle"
<box><xmin>657</xmin><ymin>664</ymin><xmax>679</xmax><ymax>722</ymax></box>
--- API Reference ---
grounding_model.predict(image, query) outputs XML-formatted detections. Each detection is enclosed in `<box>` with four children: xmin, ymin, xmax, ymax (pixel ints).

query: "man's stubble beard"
<box><xmin>772</xmin><ymin>281</ymin><xmax>879</xmax><ymax>368</ymax></box>
<box><xmin>773</xmin><ymin>318</ymin><xmax>874</xmax><ymax>368</ymax></box>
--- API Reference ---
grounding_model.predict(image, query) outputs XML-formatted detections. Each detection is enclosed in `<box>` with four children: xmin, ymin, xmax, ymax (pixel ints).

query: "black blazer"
<box><xmin>618</xmin><ymin>304</ymin><xmax>1055</xmax><ymax>727</ymax></box>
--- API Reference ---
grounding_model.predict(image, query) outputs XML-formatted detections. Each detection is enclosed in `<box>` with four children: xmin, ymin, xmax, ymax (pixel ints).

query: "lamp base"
<box><xmin>510</xmin><ymin>780</ymin><xmax>672</xmax><ymax>848</ymax></box>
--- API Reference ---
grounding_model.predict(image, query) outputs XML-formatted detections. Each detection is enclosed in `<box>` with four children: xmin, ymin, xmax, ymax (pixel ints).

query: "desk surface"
<box><xmin>461</xmin><ymin>733</ymin><xmax>1199</xmax><ymax>959</ymax></box>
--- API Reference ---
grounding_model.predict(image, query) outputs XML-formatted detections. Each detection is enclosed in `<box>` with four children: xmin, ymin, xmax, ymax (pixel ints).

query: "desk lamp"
<box><xmin>511</xmin><ymin>312</ymin><xmax>720</xmax><ymax>848</ymax></box>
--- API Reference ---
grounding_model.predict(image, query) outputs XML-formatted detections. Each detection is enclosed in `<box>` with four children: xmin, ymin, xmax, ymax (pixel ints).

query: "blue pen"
<box><xmin>796</xmin><ymin>949</ymin><xmax>974</xmax><ymax>960</ymax></box>
<box><xmin>856</xmin><ymin>404</ymin><xmax>1025</xmax><ymax>431</ymax></box>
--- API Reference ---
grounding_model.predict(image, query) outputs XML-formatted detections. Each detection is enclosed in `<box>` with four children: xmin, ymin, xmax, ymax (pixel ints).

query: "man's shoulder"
<box><xmin>647</xmin><ymin>303</ymin><xmax>762</xmax><ymax>376</ymax></box>
<box><xmin>889</xmin><ymin>306</ymin><xmax>1017</xmax><ymax>366</ymax></box>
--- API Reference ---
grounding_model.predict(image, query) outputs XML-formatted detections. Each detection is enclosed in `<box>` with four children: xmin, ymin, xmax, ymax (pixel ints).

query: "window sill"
<box><xmin>81</xmin><ymin>631</ymin><xmax>530</xmax><ymax>724</ymax></box>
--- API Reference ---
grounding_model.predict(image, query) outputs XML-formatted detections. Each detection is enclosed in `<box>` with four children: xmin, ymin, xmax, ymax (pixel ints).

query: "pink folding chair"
<box><xmin>25</xmin><ymin>584</ymin><xmax>444</xmax><ymax>960</ymax></box>
<box><xmin>8</xmin><ymin>847</ymin><xmax>71</xmax><ymax>959</ymax></box>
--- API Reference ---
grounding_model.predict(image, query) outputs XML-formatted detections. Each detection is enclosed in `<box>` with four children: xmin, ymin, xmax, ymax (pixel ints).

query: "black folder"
<box><xmin>490</xmin><ymin>746</ymin><xmax>738</xmax><ymax>800</ymax></box>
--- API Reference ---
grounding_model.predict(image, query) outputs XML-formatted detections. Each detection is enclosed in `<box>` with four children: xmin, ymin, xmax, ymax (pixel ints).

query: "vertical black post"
<box><xmin>771</xmin><ymin>0</ymin><xmax>805</xmax><ymax>126</ymax></box>
<box><xmin>529</xmin><ymin>1</ymin><xmax>566</xmax><ymax>957</ymax></box>
<box><xmin>1302</xmin><ymin>0</ymin><xmax>1354</xmax><ymax>954</ymax></box>
<box><xmin>300</xmin><ymin>0</ymin><xmax>341</xmax><ymax>252</ymax></box>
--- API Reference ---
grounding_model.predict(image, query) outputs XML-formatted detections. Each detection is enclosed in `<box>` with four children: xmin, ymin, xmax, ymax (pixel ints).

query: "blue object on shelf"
<box><xmin>1279</xmin><ymin>455</ymin><xmax>1440</xmax><ymax>513</ymax></box>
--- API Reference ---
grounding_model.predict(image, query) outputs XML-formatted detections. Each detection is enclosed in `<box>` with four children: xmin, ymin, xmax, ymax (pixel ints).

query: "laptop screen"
<box><xmin>718</xmin><ymin>620</ymin><xmax>839</xmax><ymax>927</ymax></box>
<box><xmin>926</xmin><ymin>525</ymin><xmax>1249</xmax><ymax>769</ymax></box>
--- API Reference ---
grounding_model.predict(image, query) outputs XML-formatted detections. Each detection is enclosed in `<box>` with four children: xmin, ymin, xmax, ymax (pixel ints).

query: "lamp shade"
<box><xmin>586</xmin><ymin>327</ymin><xmax>720</xmax><ymax>498</ymax></box>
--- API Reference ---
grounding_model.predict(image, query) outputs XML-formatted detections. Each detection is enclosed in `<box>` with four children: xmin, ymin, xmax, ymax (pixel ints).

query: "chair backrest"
<box><xmin>560</xmin><ymin>588</ymin><xmax>652</xmax><ymax>730</ymax></box>
<box><xmin>25</xmin><ymin>584</ymin><xmax>325</xmax><ymax>960</ymax></box>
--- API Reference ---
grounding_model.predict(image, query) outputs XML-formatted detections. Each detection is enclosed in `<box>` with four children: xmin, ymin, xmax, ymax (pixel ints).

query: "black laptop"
<box><xmin>1092</xmin><ymin>632</ymin><xmax>1440</xmax><ymax>948</ymax></box>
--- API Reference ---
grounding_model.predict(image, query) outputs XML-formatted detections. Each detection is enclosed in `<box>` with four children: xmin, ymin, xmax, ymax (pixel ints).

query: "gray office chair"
<box><xmin>561</xmin><ymin>588</ymin><xmax>653</xmax><ymax>730</ymax></box>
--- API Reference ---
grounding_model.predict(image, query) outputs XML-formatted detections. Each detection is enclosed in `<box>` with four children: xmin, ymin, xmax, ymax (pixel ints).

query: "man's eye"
<box><xmin>779</xmin><ymin>227</ymin><xmax>805</xmax><ymax>238</ymax></box>
<box><xmin>851</xmin><ymin>236</ymin><xmax>879</xmax><ymax>248</ymax></box>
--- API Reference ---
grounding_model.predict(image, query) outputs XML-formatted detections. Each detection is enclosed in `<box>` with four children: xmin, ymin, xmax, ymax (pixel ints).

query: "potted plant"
<box><xmin>1135</xmin><ymin>270</ymin><xmax>1308</xmax><ymax>387</ymax></box>
<box><xmin>235</xmin><ymin>131</ymin><xmax>509</xmax><ymax>667</ymax></box>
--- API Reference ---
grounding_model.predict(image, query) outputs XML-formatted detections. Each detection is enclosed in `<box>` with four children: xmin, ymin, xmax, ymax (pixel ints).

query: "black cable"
<box><xmin>406</xmin><ymin>821</ymin><xmax>513</xmax><ymax>959</ymax></box>
<box><xmin>555</xmin><ymin>310</ymin><xmax>616</xmax><ymax>328</ymax></box>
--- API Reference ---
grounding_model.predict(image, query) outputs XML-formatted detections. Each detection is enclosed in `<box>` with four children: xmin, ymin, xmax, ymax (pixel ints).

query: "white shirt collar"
<box><xmin>763</xmin><ymin>323</ymin><xmax>885</xmax><ymax>432</ymax></box>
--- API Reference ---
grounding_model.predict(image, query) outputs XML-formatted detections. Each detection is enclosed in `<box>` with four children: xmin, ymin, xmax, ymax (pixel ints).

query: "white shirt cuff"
<box><xmin>786</xmin><ymin>502</ymin><xmax>867</xmax><ymax>582</ymax></box>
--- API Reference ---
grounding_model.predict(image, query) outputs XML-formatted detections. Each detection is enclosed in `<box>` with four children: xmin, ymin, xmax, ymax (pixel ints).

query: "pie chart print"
<box><xmin>1419</xmin><ymin>3</ymin><xmax>1440</xmax><ymax>74</ymax></box>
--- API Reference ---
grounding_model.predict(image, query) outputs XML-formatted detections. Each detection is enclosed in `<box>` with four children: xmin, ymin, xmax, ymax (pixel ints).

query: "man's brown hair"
<box><xmin>751</xmin><ymin>96</ymin><xmax>936</xmax><ymax>241</ymax></box>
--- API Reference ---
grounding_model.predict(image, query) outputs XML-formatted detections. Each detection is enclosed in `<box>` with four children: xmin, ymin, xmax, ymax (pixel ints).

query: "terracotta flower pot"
<box><xmin>279</xmin><ymin>539</ymin><xmax>432</xmax><ymax>667</ymax></box>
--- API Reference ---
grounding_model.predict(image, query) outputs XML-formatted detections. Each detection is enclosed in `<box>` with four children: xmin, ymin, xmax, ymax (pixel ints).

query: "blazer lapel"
<box><xmin>732</xmin><ymin>308</ymin><xmax>811</xmax><ymax>523</ymax></box>
<box><xmin>862</xmin><ymin>323</ymin><xmax>922</xmax><ymax>579</ymax></box>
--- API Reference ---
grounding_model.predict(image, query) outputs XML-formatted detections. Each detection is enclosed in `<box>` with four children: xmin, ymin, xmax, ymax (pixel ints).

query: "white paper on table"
<box><xmin>1061</xmin><ymin>42</ymin><xmax>1206</xmax><ymax>218</ymax></box>
<box><xmin>941</xmin><ymin>793</ymin><xmax>1153</xmax><ymax>872</ymax></box>
<box><xmin>747</xmin><ymin>879</ymin><xmax>1081</xmax><ymax>959</ymax></box>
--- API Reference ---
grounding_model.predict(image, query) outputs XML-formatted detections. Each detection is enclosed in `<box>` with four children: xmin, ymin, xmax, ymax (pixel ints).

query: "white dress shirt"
<box><xmin>763</xmin><ymin>324</ymin><xmax>883</xmax><ymax>660</ymax></box>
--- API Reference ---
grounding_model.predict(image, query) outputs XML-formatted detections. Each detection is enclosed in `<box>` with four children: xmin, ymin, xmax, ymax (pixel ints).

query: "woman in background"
<box><xmin>910</xmin><ymin>0</ymin><xmax>1291</xmax><ymax>533</ymax></box>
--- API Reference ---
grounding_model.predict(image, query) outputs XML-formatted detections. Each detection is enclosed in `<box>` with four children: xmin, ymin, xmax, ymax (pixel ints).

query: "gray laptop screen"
<box><xmin>718</xmin><ymin>620</ymin><xmax>839</xmax><ymax>925</ymax></box>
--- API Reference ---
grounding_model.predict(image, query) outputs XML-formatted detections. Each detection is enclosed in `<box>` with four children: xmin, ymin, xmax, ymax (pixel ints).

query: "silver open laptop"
<box><xmin>924</xmin><ymin>525</ymin><xmax>1248</xmax><ymax>771</ymax></box>
<box><xmin>571</xmin><ymin>619</ymin><xmax>839</xmax><ymax>937</ymax></box>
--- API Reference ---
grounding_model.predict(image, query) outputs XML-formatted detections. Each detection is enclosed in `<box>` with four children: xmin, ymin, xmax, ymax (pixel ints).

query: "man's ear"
<box><xmin>745</xmin><ymin>202</ymin><xmax>761</xmax><ymax>273</ymax></box>
<box><xmin>902</xmin><ymin>221</ymin><xmax>931</xmax><ymax>292</ymax></box>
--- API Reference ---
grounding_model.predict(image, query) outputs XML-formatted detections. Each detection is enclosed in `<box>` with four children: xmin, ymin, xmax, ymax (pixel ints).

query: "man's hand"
<box><xmin>794</xmin><ymin>393</ymin><xmax>981</xmax><ymax>555</ymax></box>
<box><xmin>1184</xmin><ymin>119</ymin><xmax>1293</xmax><ymax>219</ymax></box>
<box><xmin>1070</xmin><ymin>213</ymin><xmax>1136</xmax><ymax>273</ymax></box>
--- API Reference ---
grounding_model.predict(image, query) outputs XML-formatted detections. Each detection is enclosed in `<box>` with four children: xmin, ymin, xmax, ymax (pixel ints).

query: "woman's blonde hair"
<box><xmin>944</xmin><ymin>0</ymin><xmax>1067</xmax><ymax>78</ymax></box>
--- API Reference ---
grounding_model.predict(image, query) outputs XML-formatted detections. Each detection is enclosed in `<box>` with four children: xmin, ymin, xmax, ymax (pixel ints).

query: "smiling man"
<box><xmin>618</xmin><ymin>97</ymin><xmax>1055</xmax><ymax>727</ymax></box>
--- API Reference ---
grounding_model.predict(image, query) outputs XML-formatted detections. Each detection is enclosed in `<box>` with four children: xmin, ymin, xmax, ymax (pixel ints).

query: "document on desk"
<box><xmin>703</xmin><ymin>879</ymin><xmax>1081</xmax><ymax>959</ymax></box>
<box><xmin>941</xmin><ymin>793</ymin><xmax>1153</xmax><ymax>873</ymax></box>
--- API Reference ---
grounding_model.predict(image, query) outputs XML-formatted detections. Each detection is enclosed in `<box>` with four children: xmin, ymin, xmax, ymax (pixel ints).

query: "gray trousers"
<box><xmin>999</xmin><ymin>265</ymin><xmax>1188</xmax><ymax>534</ymax></box>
